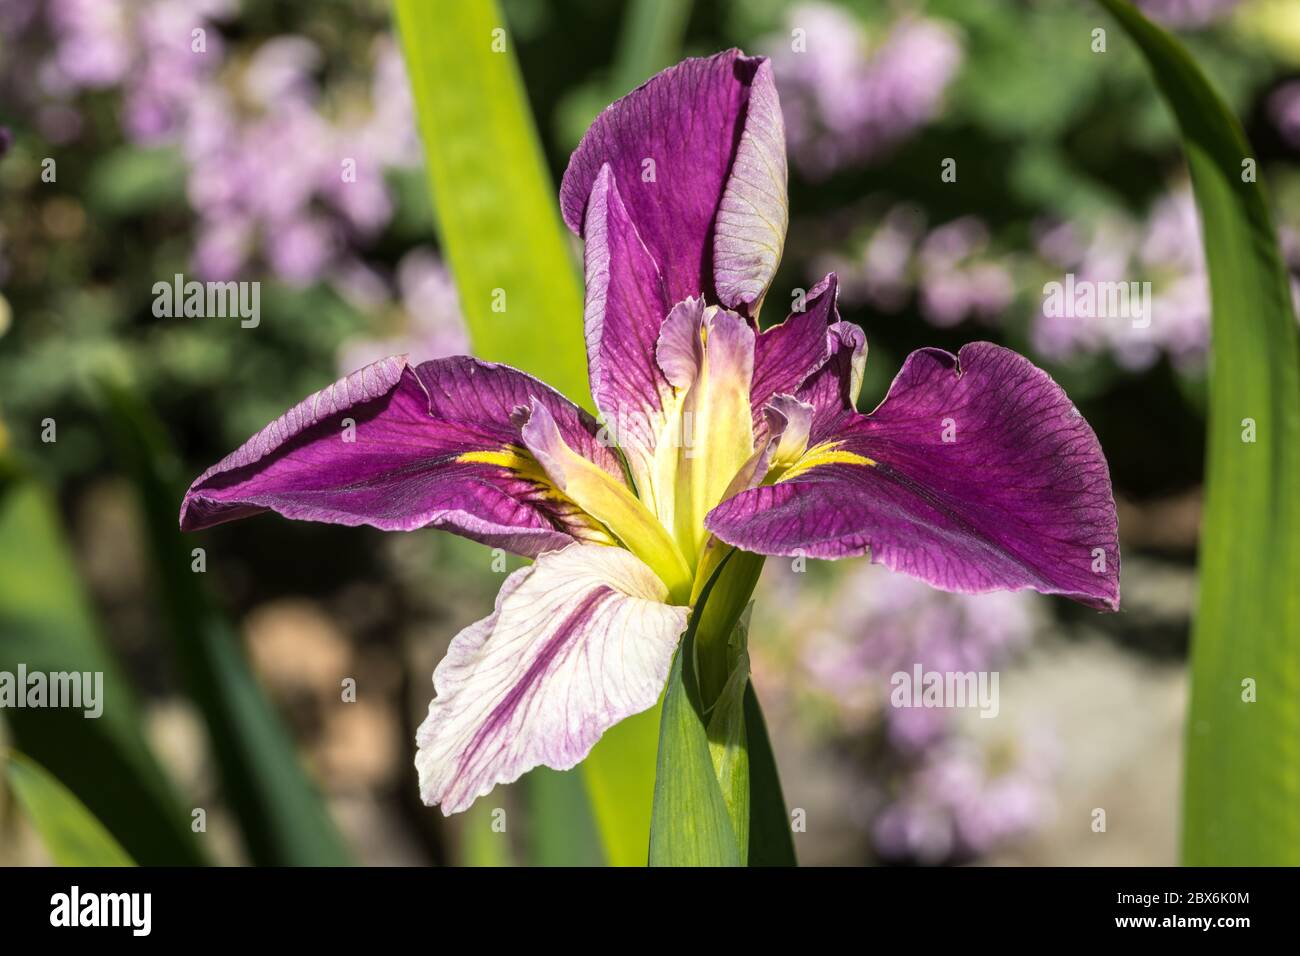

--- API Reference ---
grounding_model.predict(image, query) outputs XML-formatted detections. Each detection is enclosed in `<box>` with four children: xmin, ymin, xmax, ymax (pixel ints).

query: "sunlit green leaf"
<box><xmin>649</xmin><ymin>561</ymin><xmax>743</xmax><ymax>867</ymax></box>
<box><xmin>612</xmin><ymin>0</ymin><xmax>693</xmax><ymax>96</ymax></box>
<box><xmin>393</xmin><ymin>0</ymin><xmax>661</xmax><ymax>865</ymax></box>
<box><xmin>743</xmin><ymin>681</ymin><xmax>796</xmax><ymax>866</ymax></box>
<box><xmin>4</xmin><ymin>751</ymin><xmax>135</xmax><ymax>867</ymax></box>
<box><xmin>706</xmin><ymin>644</ymin><xmax>750</xmax><ymax>863</ymax></box>
<box><xmin>459</xmin><ymin>799</ymin><xmax>514</xmax><ymax>867</ymax></box>
<box><xmin>524</xmin><ymin>768</ymin><xmax>604</xmax><ymax>866</ymax></box>
<box><xmin>649</xmin><ymin>647</ymin><xmax>741</xmax><ymax>867</ymax></box>
<box><xmin>1098</xmin><ymin>0</ymin><xmax>1300</xmax><ymax>865</ymax></box>
<box><xmin>393</xmin><ymin>0</ymin><xmax>588</xmax><ymax>400</ymax></box>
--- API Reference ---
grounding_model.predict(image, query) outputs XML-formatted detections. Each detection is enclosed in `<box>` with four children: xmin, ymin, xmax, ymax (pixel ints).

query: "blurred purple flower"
<box><xmin>1269</xmin><ymin>80</ymin><xmax>1300</xmax><ymax>150</ymax></box>
<box><xmin>47</xmin><ymin>0</ymin><xmax>133</xmax><ymax>88</ymax></box>
<box><xmin>1032</xmin><ymin>188</ymin><xmax>1213</xmax><ymax>372</ymax></box>
<box><xmin>917</xmin><ymin>217</ymin><xmax>1014</xmax><ymax>327</ymax></box>
<box><xmin>337</xmin><ymin>248</ymin><xmax>470</xmax><ymax>373</ymax></box>
<box><xmin>765</xmin><ymin>5</ymin><xmax>961</xmax><ymax>179</ymax></box>
<box><xmin>181</xmin><ymin>34</ymin><xmax>417</xmax><ymax>283</ymax></box>
<box><xmin>820</xmin><ymin>207</ymin><xmax>1013</xmax><ymax>328</ymax></box>
<box><xmin>5</xmin><ymin>0</ymin><xmax>424</xmax><ymax>288</ymax></box>
<box><xmin>798</xmin><ymin>564</ymin><xmax>1035</xmax><ymax>746</ymax></box>
<box><xmin>759</xmin><ymin>559</ymin><xmax>1053</xmax><ymax>862</ymax></box>
<box><xmin>873</xmin><ymin>729</ymin><xmax>1058</xmax><ymax>863</ymax></box>
<box><xmin>1136</xmin><ymin>0</ymin><xmax>1240</xmax><ymax>28</ymax></box>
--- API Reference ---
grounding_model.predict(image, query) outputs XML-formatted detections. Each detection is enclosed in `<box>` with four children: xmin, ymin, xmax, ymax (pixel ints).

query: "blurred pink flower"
<box><xmin>337</xmin><ymin>248</ymin><xmax>470</xmax><ymax>373</ymax></box>
<box><xmin>1136</xmin><ymin>0</ymin><xmax>1240</xmax><ymax>28</ymax></box>
<box><xmin>765</xmin><ymin>5</ymin><xmax>961</xmax><ymax>179</ymax></box>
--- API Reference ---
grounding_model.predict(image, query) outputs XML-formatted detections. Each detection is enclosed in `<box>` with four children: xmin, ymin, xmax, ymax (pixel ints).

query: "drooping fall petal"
<box><xmin>415</xmin><ymin>544</ymin><xmax>690</xmax><ymax>814</ymax></box>
<box><xmin>560</xmin><ymin>49</ymin><xmax>787</xmax><ymax>311</ymax></box>
<box><xmin>706</xmin><ymin>342</ymin><xmax>1121</xmax><ymax>610</ymax></box>
<box><xmin>180</xmin><ymin>356</ymin><xmax>619</xmax><ymax>556</ymax></box>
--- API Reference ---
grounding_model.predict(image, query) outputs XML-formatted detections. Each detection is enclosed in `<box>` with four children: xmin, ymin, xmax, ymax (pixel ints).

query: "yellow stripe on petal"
<box><xmin>775</xmin><ymin>441</ymin><xmax>876</xmax><ymax>483</ymax></box>
<box><xmin>457</xmin><ymin>446</ymin><xmax>566</xmax><ymax>498</ymax></box>
<box><xmin>458</xmin><ymin>447</ymin><xmax>532</xmax><ymax>470</ymax></box>
<box><xmin>456</xmin><ymin>446</ymin><xmax>615</xmax><ymax>545</ymax></box>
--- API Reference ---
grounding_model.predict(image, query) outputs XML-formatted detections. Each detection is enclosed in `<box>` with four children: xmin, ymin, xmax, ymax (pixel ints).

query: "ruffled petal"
<box><xmin>706</xmin><ymin>343</ymin><xmax>1121</xmax><ymax>610</ymax></box>
<box><xmin>415</xmin><ymin>544</ymin><xmax>690</xmax><ymax>814</ymax></box>
<box><xmin>750</xmin><ymin>273</ymin><xmax>841</xmax><ymax>438</ymax></box>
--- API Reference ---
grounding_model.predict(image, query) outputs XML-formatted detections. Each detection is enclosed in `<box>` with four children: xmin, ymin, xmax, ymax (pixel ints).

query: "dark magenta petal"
<box><xmin>795</xmin><ymin>319</ymin><xmax>867</xmax><ymax>436</ymax></box>
<box><xmin>412</xmin><ymin>355</ymin><xmax>621</xmax><ymax>477</ymax></box>
<box><xmin>750</xmin><ymin>273</ymin><xmax>841</xmax><ymax>436</ymax></box>
<box><xmin>560</xmin><ymin>50</ymin><xmax>785</xmax><ymax>311</ymax></box>
<box><xmin>180</xmin><ymin>356</ymin><xmax>619</xmax><ymax>557</ymax></box>
<box><xmin>581</xmin><ymin>164</ymin><xmax>673</xmax><ymax>462</ymax></box>
<box><xmin>707</xmin><ymin>343</ymin><xmax>1121</xmax><ymax>610</ymax></box>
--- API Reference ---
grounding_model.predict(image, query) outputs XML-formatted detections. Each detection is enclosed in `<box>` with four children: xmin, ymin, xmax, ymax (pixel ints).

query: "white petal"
<box><xmin>415</xmin><ymin>544</ymin><xmax>690</xmax><ymax>814</ymax></box>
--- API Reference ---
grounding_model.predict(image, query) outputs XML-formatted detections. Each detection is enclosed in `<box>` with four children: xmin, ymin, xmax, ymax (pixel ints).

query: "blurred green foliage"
<box><xmin>0</xmin><ymin>467</ymin><xmax>203</xmax><ymax>864</ymax></box>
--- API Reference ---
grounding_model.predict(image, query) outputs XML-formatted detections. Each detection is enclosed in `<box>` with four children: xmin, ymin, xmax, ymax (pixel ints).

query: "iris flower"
<box><xmin>180</xmin><ymin>50</ymin><xmax>1119</xmax><ymax>815</ymax></box>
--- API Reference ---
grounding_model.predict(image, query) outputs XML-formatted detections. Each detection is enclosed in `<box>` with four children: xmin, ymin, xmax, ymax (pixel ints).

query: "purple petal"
<box><xmin>180</xmin><ymin>356</ymin><xmax>617</xmax><ymax>556</ymax></box>
<box><xmin>415</xmin><ymin>543</ymin><xmax>689</xmax><ymax>814</ymax></box>
<box><xmin>560</xmin><ymin>50</ymin><xmax>785</xmax><ymax>310</ymax></box>
<box><xmin>750</xmin><ymin>273</ymin><xmax>841</xmax><ymax>436</ymax></box>
<box><xmin>706</xmin><ymin>343</ymin><xmax>1120</xmax><ymax>610</ymax></box>
<box><xmin>712</xmin><ymin>58</ymin><xmax>788</xmax><ymax>313</ymax></box>
<box><xmin>795</xmin><ymin>320</ymin><xmax>867</xmax><ymax>436</ymax></box>
<box><xmin>413</xmin><ymin>355</ymin><xmax>621</xmax><ymax>477</ymax></box>
<box><xmin>581</xmin><ymin>163</ymin><xmax>675</xmax><ymax>503</ymax></box>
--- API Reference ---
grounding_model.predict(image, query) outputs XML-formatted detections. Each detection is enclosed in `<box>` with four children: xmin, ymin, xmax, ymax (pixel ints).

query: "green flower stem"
<box><xmin>691</xmin><ymin>548</ymin><xmax>765</xmax><ymax>709</ymax></box>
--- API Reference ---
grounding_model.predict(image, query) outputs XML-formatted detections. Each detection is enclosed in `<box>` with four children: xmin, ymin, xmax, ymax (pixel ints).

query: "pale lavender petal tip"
<box><xmin>415</xmin><ymin>544</ymin><xmax>689</xmax><ymax>814</ymax></box>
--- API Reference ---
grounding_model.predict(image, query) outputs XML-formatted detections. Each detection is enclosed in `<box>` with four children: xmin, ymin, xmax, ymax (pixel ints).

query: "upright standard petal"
<box><xmin>415</xmin><ymin>544</ymin><xmax>690</xmax><ymax>814</ymax></box>
<box><xmin>560</xmin><ymin>50</ymin><xmax>787</xmax><ymax>309</ymax></box>
<box><xmin>707</xmin><ymin>343</ymin><xmax>1121</xmax><ymax>610</ymax></box>
<box><xmin>180</xmin><ymin>356</ymin><xmax>619</xmax><ymax>556</ymax></box>
<box><xmin>712</xmin><ymin>58</ymin><xmax>788</xmax><ymax>315</ymax></box>
<box><xmin>581</xmin><ymin>163</ymin><xmax>680</xmax><ymax>521</ymax></box>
